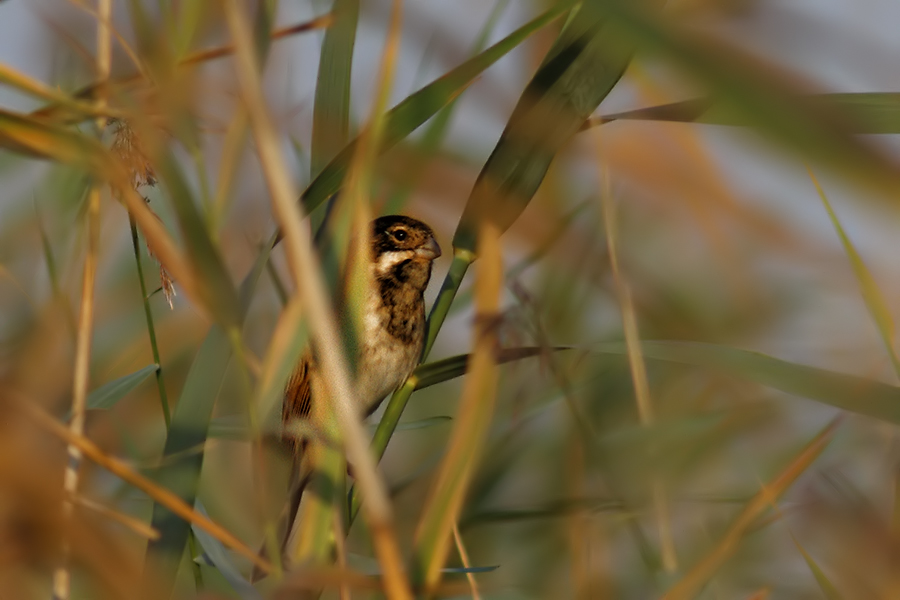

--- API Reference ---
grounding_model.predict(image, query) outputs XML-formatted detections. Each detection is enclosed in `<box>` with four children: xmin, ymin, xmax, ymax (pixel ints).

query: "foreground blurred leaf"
<box><xmin>413</xmin><ymin>223</ymin><xmax>503</xmax><ymax>593</ymax></box>
<box><xmin>144</xmin><ymin>249</ymin><xmax>271</xmax><ymax>596</ymax></box>
<box><xmin>156</xmin><ymin>152</ymin><xmax>241</xmax><ymax>330</ymax></box>
<box><xmin>595</xmin><ymin>341</ymin><xmax>900</xmax><ymax>425</ymax></box>
<box><xmin>808</xmin><ymin>169</ymin><xmax>900</xmax><ymax>376</ymax></box>
<box><xmin>310</xmin><ymin>0</ymin><xmax>358</xmax><ymax>180</ymax></box>
<box><xmin>86</xmin><ymin>364</ymin><xmax>158</xmax><ymax>411</ymax></box>
<box><xmin>791</xmin><ymin>533</ymin><xmax>844</xmax><ymax>600</ymax></box>
<box><xmin>598</xmin><ymin>93</ymin><xmax>900</xmax><ymax>135</ymax></box>
<box><xmin>427</xmin><ymin>0</ymin><xmax>663</xmax><ymax>360</ymax></box>
<box><xmin>413</xmin><ymin>347</ymin><xmax>546</xmax><ymax>390</ymax></box>
<box><xmin>144</xmin><ymin>326</ymin><xmax>232</xmax><ymax>597</ymax></box>
<box><xmin>663</xmin><ymin>419</ymin><xmax>839</xmax><ymax>600</ymax></box>
<box><xmin>451</xmin><ymin>0</ymin><xmax>663</xmax><ymax>253</ymax></box>
<box><xmin>594</xmin><ymin>3</ymin><xmax>900</xmax><ymax>192</ymax></box>
<box><xmin>299</xmin><ymin>0</ymin><xmax>573</xmax><ymax>214</ymax></box>
<box><xmin>0</xmin><ymin>108</ymin><xmax>108</xmax><ymax>164</ymax></box>
<box><xmin>193</xmin><ymin>503</ymin><xmax>264</xmax><ymax>600</ymax></box>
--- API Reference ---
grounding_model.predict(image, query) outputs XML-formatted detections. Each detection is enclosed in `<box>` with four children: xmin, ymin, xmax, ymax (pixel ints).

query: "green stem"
<box><xmin>423</xmin><ymin>250</ymin><xmax>475</xmax><ymax>359</ymax></box>
<box><xmin>131</xmin><ymin>211</ymin><xmax>204</xmax><ymax>588</ymax></box>
<box><xmin>129</xmin><ymin>214</ymin><xmax>171</xmax><ymax>427</ymax></box>
<box><xmin>347</xmin><ymin>249</ymin><xmax>474</xmax><ymax>525</ymax></box>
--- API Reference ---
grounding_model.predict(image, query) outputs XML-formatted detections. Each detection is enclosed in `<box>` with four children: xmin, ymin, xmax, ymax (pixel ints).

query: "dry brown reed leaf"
<box><xmin>73</xmin><ymin>495</ymin><xmax>159</xmax><ymax>541</ymax></box>
<box><xmin>414</xmin><ymin>221</ymin><xmax>503</xmax><ymax>593</ymax></box>
<box><xmin>0</xmin><ymin>400</ymin><xmax>142</xmax><ymax>600</ymax></box>
<box><xmin>181</xmin><ymin>13</ymin><xmax>334</xmax><ymax>67</ymax></box>
<box><xmin>54</xmin><ymin>184</ymin><xmax>101</xmax><ymax>600</ymax></box>
<box><xmin>31</xmin><ymin>14</ymin><xmax>332</xmax><ymax>125</ymax></box>
<box><xmin>15</xmin><ymin>398</ymin><xmax>274</xmax><ymax>576</ymax></box>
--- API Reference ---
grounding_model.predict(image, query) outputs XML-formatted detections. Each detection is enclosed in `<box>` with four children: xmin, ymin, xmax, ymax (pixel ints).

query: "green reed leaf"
<box><xmin>598</xmin><ymin>93</ymin><xmax>900</xmax><ymax>135</ymax></box>
<box><xmin>596</xmin><ymin>341</ymin><xmax>900</xmax><ymax>425</ymax></box>
<box><xmin>299</xmin><ymin>0</ymin><xmax>573</xmax><ymax>215</ymax></box>
<box><xmin>86</xmin><ymin>364</ymin><xmax>158</xmax><ymax>411</ymax></box>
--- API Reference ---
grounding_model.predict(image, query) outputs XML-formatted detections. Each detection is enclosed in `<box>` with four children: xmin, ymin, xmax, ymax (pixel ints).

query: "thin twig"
<box><xmin>452</xmin><ymin>524</ymin><xmax>481</xmax><ymax>600</ymax></box>
<box><xmin>600</xmin><ymin>167</ymin><xmax>677</xmax><ymax>574</ymax></box>
<box><xmin>74</xmin><ymin>495</ymin><xmax>160</xmax><ymax>540</ymax></box>
<box><xmin>52</xmin><ymin>2</ymin><xmax>111</xmax><ymax>596</ymax></box>
<box><xmin>53</xmin><ymin>185</ymin><xmax>101</xmax><ymax>600</ymax></box>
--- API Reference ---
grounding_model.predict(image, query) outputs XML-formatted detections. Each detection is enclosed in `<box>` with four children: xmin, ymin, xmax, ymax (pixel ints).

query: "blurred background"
<box><xmin>2</xmin><ymin>0</ymin><xmax>900</xmax><ymax>598</ymax></box>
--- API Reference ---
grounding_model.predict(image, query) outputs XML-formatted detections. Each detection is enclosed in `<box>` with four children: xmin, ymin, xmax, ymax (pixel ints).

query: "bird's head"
<box><xmin>371</xmin><ymin>215</ymin><xmax>441</xmax><ymax>287</ymax></box>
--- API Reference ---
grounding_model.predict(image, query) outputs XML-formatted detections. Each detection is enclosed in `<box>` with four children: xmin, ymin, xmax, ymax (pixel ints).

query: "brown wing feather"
<box><xmin>282</xmin><ymin>353</ymin><xmax>313</xmax><ymax>454</ymax></box>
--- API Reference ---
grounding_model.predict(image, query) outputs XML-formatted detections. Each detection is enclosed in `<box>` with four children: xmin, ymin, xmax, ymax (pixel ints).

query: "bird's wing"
<box><xmin>282</xmin><ymin>354</ymin><xmax>313</xmax><ymax>444</ymax></box>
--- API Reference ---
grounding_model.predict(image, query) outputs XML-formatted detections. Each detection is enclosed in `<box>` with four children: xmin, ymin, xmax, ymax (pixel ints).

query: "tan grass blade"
<box><xmin>53</xmin><ymin>6</ymin><xmax>111</xmax><ymax>596</ymax></box>
<box><xmin>18</xmin><ymin>399</ymin><xmax>273</xmax><ymax>575</ymax></box>
<box><xmin>807</xmin><ymin>167</ymin><xmax>900</xmax><ymax>377</ymax></box>
<box><xmin>413</xmin><ymin>222</ymin><xmax>503</xmax><ymax>594</ymax></box>
<box><xmin>222</xmin><ymin>0</ymin><xmax>411</xmax><ymax>596</ymax></box>
<box><xmin>600</xmin><ymin>168</ymin><xmax>676</xmax><ymax>573</ymax></box>
<box><xmin>74</xmin><ymin>495</ymin><xmax>160</xmax><ymax>541</ymax></box>
<box><xmin>662</xmin><ymin>418</ymin><xmax>841</xmax><ymax>600</ymax></box>
<box><xmin>452</xmin><ymin>524</ymin><xmax>482</xmax><ymax>600</ymax></box>
<box><xmin>53</xmin><ymin>185</ymin><xmax>101</xmax><ymax>600</ymax></box>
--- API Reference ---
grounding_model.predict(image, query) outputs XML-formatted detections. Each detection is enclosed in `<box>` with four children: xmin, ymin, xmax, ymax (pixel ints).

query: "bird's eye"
<box><xmin>392</xmin><ymin>229</ymin><xmax>408</xmax><ymax>241</ymax></box>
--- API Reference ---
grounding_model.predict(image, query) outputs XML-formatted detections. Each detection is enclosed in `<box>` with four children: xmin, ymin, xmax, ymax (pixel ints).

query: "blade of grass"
<box><xmin>600</xmin><ymin>169</ymin><xmax>676</xmax><ymax>573</ymax></box>
<box><xmin>156</xmin><ymin>150</ymin><xmax>241</xmax><ymax>330</ymax></box>
<box><xmin>310</xmin><ymin>0</ymin><xmax>359</xmax><ymax>180</ymax></box>
<box><xmin>143</xmin><ymin>325</ymin><xmax>233</xmax><ymax>597</ymax></box>
<box><xmin>662</xmin><ymin>418</ymin><xmax>840</xmax><ymax>600</ymax></box>
<box><xmin>192</xmin><ymin>503</ymin><xmax>265</xmax><ymax>600</ymax></box>
<box><xmin>595</xmin><ymin>341</ymin><xmax>900</xmax><ymax>425</ymax></box>
<box><xmin>129</xmin><ymin>215</ymin><xmax>171</xmax><ymax>426</ymax></box>
<box><xmin>412</xmin><ymin>222</ymin><xmax>503</xmax><ymax>594</ymax></box>
<box><xmin>593</xmin><ymin>93</ymin><xmax>900</xmax><ymax>135</ymax></box>
<box><xmin>384</xmin><ymin>0</ymin><xmax>511</xmax><ymax>214</ymax></box>
<box><xmin>452</xmin><ymin>524</ymin><xmax>482</xmax><ymax>600</ymax></box>
<box><xmin>19</xmin><ymin>399</ymin><xmax>273</xmax><ymax>575</ymax></box>
<box><xmin>55</xmin><ymin>9</ymin><xmax>112</xmax><ymax>595</ymax></box>
<box><xmin>55</xmin><ymin>184</ymin><xmax>101</xmax><ymax>600</ymax></box>
<box><xmin>84</xmin><ymin>364</ymin><xmax>158</xmax><ymax>411</ymax></box>
<box><xmin>28</xmin><ymin>13</ymin><xmax>331</xmax><ymax>126</ymax></box>
<box><xmin>347</xmin><ymin>347</ymin><xmax>550</xmax><ymax>523</ymax></box>
<box><xmin>790</xmin><ymin>533</ymin><xmax>844</xmax><ymax>600</ymax></box>
<box><xmin>591</xmin><ymin>2</ymin><xmax>900</xmax><ymax>195</ymax></box>
<box><xmin>142</xmin><ymin>240</ymin><xmax>273</xmax><ymax>595</ymax></box>
<box><xmin>807</xmin><ymin>167</ymin><xmax>900</xmax><ymax>377</ymax></box>
<box><xmin>427</xmin><ymin>0</ymin><xmax>663</xmax><ymax>360</ymax></box>
<box><xmin>0</xmin><ymin>62</ymin><xmax>121</xmax><ymax>121</ymax></box>
<box><xmin>297</xmin><ymin>0</ymin><xmax>575</xmax><ymax>218</ymax></box>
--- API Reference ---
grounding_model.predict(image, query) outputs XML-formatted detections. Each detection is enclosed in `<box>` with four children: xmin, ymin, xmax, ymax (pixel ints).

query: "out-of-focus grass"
<box><xmin>2</xmin><ymin>0</ymin><xmax>900</xmax><ymax>599</ymax></box>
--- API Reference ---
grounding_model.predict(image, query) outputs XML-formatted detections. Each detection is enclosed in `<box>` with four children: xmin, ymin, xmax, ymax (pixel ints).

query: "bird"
<box><xmin>260</xmin><ymin>215</ymin><xmax>441</xmax><ymax>577</ymax></box>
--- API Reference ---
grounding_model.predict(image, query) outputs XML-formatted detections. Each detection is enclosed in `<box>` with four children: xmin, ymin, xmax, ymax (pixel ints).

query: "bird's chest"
<box><xmin>354</xmin><ymin>287</ymin><xmax>424</xmax><ymax>414</ymax></box>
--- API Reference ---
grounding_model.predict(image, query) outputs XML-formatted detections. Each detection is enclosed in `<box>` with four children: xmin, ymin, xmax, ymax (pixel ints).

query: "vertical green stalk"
<box><xmin>129</xmin><ymin>214</ymin><xmax>171</xmax><ymax>426</ymax></box>
<box><xmin>130</xmin><ymin>213</ymin><xmax>202</xmax><ymax>588</ymax></box>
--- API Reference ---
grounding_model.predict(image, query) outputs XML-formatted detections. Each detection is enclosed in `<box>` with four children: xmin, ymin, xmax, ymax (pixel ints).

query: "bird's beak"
<box><xmin>415</xmin><ymin>236</ymin><xmax>442</xmax><ymax>260</ymax></box>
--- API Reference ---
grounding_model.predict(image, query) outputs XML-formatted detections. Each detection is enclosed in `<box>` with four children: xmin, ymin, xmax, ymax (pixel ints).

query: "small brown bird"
<box><xmin>267</xmin><ymin>215</ymin><xmax>441</xmax><ymax>574</ymax></box>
